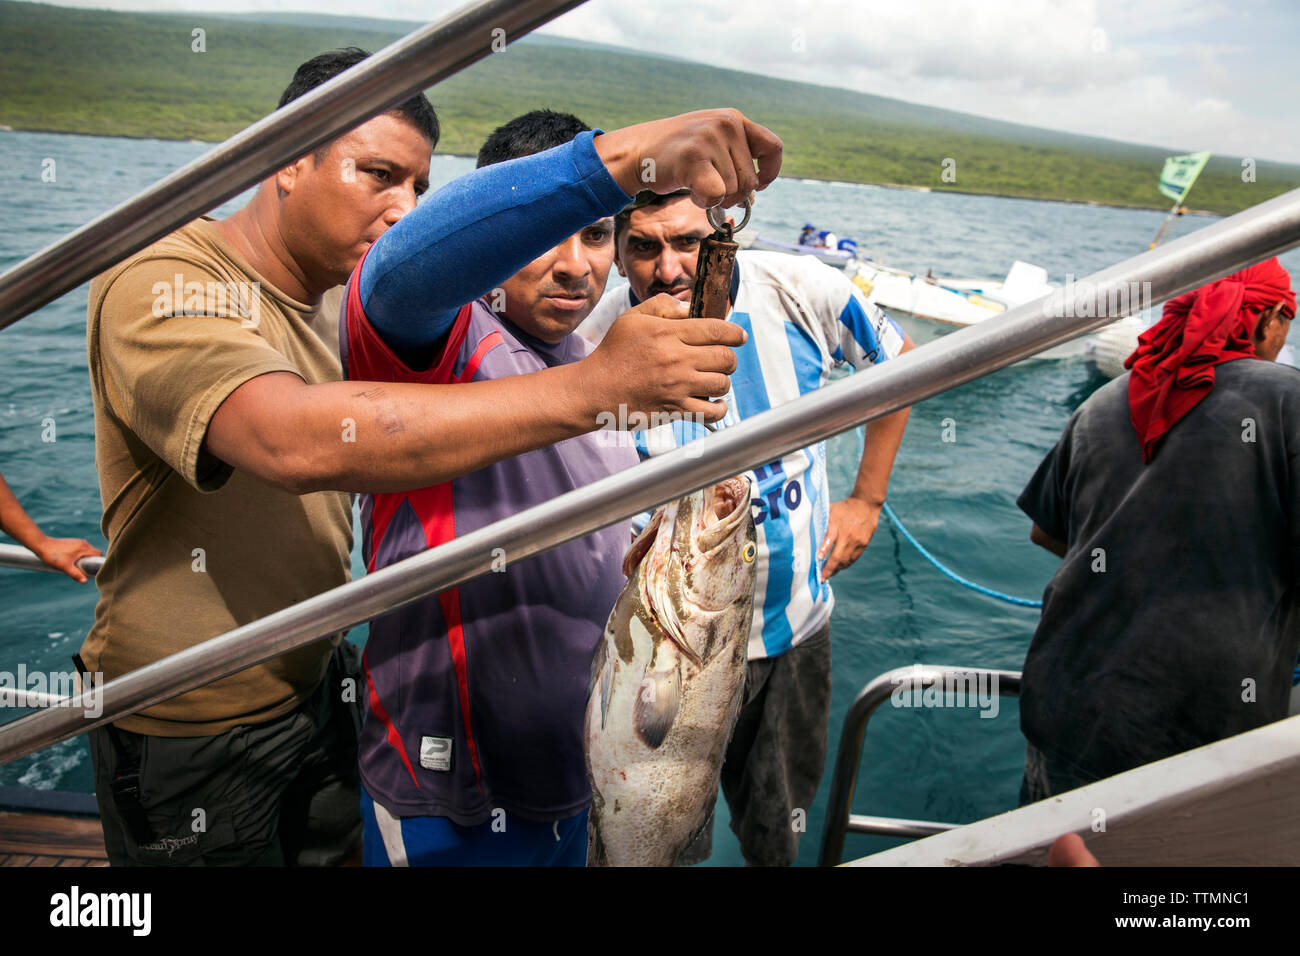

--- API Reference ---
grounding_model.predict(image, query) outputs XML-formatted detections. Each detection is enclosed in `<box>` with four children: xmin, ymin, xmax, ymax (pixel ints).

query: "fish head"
<box><xmin>630</xmin><ymin>475</ymin><xmax>757</xmax><ymax>665</ymax></box>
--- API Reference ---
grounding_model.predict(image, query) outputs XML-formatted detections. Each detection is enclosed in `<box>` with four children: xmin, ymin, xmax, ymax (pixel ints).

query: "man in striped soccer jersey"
<box><xmin>343</xmin><ymin>111</ymin><xmax>781</xmax><ymax>865</ymax></box>
<box><xmin>578</xmin><ymin>191</ymin><xmax>915</xmax><ymax>866</ymax></box>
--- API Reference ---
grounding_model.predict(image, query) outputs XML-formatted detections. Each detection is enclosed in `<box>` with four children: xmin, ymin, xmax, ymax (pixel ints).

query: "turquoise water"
<box><xmin>2</xmin><ymin>130</ymin><xmax>1297</xmax><ymax>866</ymax></box>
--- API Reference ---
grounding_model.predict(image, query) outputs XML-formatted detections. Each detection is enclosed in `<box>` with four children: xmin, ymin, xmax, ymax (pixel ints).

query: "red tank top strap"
<box><xmin>345</xmin><ymin>245</ymin><xmax>474</xmax><ymax>385</ymax></box>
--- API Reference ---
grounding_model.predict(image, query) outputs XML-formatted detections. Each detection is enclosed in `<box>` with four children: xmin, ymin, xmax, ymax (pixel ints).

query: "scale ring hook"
<box><xmin>708</xmin><ymin>196</ymin><xmax>752</xmax><ymax>233</ymax></box>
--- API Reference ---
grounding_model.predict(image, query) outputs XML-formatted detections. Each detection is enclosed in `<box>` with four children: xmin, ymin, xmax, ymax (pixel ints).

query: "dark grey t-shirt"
<box><xmin>1017</xmin><ymin>359</ymin><xmax>1300</xmax><ymax>781</ymax></box>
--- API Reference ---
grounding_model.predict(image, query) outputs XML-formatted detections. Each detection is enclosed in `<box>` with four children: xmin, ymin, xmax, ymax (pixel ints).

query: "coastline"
<box><xmin>788</xmin><ymin>173</ymin><xmax>1217</xmax><ymax>217</ymax></box>
<box><xmin>0</xmin><ymin>124</ymin><xmax>1215</xmax><ymax>218</ymax></box>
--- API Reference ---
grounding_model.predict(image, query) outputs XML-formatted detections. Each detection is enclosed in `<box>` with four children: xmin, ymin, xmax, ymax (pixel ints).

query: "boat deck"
<box><xmin>0</xmin><ymin>788</ymin><xmax>366</xmax><ymax>866</ymax></box>
<box><xmin>0</xmin><ymin>809</ymin><xmax>108</xmax><ymax>866</ymax></box>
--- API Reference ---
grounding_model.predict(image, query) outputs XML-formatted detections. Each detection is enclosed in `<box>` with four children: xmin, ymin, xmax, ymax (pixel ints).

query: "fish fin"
<box><xmin>663</xmin><ymin>631</ymin><xmax>704</xmax><ymax>669</ymax></box>
<box><xmin>599</xmin><ymin>642</ymin><xmax>615</xmax><ymax>731</ymax></box>
<box><xmin>587</xmin><ymin>638</ymin><xmax>606</xmax><ymax>702</ymax></box>
<box><xmin>622</xmin><ymin>510</ymin><xmax>664</xmax><ymax>578</ymax></box>
<box><xmin>633</xmin><ymin>663</ymin><xmax>681</xmax><ymax>749</ymax></box>
<box><xmin>589</xmin><ymin>639</ymin><xmax>615</xmax><ymax>731</ymax></box>
<box><xmin>588</xmin><ymin>815</ymin><xmax>608</xmax><ymax>867</ymax></box>
<box><xmin>675</xmin><ymin>794</ymin><xmax>718</xmax><ymax>865</ymax></box>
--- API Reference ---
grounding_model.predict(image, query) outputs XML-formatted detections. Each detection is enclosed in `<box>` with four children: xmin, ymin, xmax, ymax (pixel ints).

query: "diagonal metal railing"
<box><xmin>2</xmin><ymin>183</ymin><xmax>1299</xmax><ymax>764</ymax></box>
<box><xmin>0</xmin><ymin>545</ymin><xmax>102</xmax><ymax>577</ymax></box>
<box><xmin>0</xmin><ymin>0</ymin><xmax>588</xmax><ymax>331</ymax></box>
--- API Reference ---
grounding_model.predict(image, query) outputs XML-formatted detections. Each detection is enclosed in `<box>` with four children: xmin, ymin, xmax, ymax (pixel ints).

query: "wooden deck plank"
<box><xmin>1</xmin><ymin>806</ymin><xmax>357</xmax><ymax>866</ymax></box>
<box><xmin>0</xmin><ymin>810</ymin><xmax>107</xmax><ymax>861</ymax></box>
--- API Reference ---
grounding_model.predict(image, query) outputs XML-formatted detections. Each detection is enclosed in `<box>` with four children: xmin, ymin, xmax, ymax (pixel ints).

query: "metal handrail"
<box><xmin>818</xmin><ymin>664</ymin><xmax>1021</xmax><ymax>866</ymax></box>
<box><xmin>0</xmin><ymin>689</ymin><xmax>76</xmax><ymax>709</ymax></box>
<box><xmin>1</xmin><ymin>184</ymin><xmax>1298</xmax><ymax>765</ymax></box>
<box><xmin>0</xmin><ymin>0</ymin><xmax>588</xmax><ymax>331</ymax></box>
<box><xmin>0</xmin><ymin>544</ymin><xmax>102</xmax><ymax>577</ymax></box>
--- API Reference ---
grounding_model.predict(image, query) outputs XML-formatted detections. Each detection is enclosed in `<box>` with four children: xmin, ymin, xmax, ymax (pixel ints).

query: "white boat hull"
<box><xmin>849</xmin><ymin>261</ymin><xmax>1086</xmax><ymax>359</ymax></box>
<box><xmin>1084</xmin><ymin>313</ymin><xmax>1300</xmax><ymax>378</ymax></box>
<box><xmin>1083</xmin><ymin>315</ymin><xmax>1146</xmax><ymax>378</ymax></box>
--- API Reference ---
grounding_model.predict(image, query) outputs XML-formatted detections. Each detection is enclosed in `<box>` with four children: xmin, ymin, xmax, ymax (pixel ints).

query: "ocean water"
<box><xmin>1</xmin><ymin>129</ymin><xmax>1297</xmax><ymax>866</ymax></box>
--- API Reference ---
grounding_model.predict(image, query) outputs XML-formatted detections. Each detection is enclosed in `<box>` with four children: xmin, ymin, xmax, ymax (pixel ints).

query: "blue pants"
<box><xmin>361</xmin><ymin>791</ymin><xmax>588</xmax><ymax>866</ymax></box>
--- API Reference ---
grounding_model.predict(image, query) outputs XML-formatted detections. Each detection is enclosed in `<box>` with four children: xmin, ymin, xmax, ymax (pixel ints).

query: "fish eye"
<box><xmin>742</xmin><ymin>541</ymin><xmax>756</xmax><ymax>562</ymax></box>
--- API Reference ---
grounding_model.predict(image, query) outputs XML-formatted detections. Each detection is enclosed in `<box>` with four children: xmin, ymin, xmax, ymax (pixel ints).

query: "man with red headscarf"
<box><xmin>1016</xmin><ymin>258</ymin><xmax>1299</xmax><ymax>803</ymax></box>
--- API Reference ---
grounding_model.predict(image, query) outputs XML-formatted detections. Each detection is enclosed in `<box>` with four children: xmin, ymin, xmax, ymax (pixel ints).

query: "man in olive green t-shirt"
<box><xmin>83</xmin><ymin>49</ymin><xmax>433</xmax><ymax>866</ymax></box>
<box><xmin>85</xmin><ymin>44</ymin><xmax>776</xmax><ymax>865</ymax></box>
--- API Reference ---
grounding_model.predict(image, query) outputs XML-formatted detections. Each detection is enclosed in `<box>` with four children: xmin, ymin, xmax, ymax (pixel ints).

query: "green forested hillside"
<box><xmin>1</xmin><ymin>0</ymin><xmax>1296</xmax><ymax>214</ymax></box>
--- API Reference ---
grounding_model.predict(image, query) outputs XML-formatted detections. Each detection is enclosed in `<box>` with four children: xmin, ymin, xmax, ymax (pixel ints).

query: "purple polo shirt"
<box><xmin>342</xmin><ymin>277</ymin><xmax>638</xmax><ymax>826</ymax></box>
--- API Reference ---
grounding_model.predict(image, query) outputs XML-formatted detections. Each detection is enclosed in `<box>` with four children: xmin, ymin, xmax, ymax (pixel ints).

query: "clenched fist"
<box><xmin>581</xmin><ymin>293</ymin><xmax>745</xmax><ymax>425</ymax></box>
<box><xmin>595</xmin><ymin>109</ymin><xmax>783</xmax><ymax>211</ymax></box>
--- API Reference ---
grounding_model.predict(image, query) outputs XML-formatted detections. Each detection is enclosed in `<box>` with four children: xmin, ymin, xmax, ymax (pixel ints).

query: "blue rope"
<box><xmin>882</xmin><ymin>503</ymin><xmax>1300</xmax><ymax>686</ymax></box>
<box><xmin>881</xmin><ymin>501</ymin><xmax>1043</xmax><ymax>609</ymax></box>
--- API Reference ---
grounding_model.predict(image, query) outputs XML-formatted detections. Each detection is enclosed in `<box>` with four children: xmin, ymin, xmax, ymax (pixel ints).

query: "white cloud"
<box><xmin>547</xmin><ymin>0</ymin><xmax>1143</xmax><ymax>90</ymax></box>
<box><xmin>541</xmin><ymin>0</ymin><xmax>1296</xmax><ymax>161</ymax></box>
<box><xmin>1093</xmin><ymin>0</ymin><xmax>1230</xmax><ymax>36</ymax></box>
<box><xmin>20</xmin><ymin>0</ymin><xmax>1300</xmax><ymax>161</ymax></box>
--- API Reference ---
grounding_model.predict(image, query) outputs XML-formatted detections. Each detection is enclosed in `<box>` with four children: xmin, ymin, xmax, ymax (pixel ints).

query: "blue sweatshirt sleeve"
<box><xmin>357</xmin><ymin>129</ymin><xmax>632</xmax><ymax>360</ymax></box>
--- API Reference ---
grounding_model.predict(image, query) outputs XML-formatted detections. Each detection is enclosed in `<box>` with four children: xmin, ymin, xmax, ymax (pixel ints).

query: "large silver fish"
<box><xmin>584</xmin><ymin>475</ymin><xmax>757</xmax><ymax>866</ymax></box>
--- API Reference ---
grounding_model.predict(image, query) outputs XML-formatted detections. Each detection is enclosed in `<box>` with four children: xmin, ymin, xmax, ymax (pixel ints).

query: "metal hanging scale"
<box><xmin>688</xmin><ymin>197</ymin><xmax>752</xmax><ymax>319</ymax></box>
<box><xmin>687</xmin><ymin>197</ymin><xmax>752</xmax><ymax>430</ymax></box>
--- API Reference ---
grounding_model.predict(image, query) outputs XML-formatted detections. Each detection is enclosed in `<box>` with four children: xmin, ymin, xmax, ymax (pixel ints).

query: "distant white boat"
<box><xmin>1084</xmin><ymin>314</ymin><xmax>1147</xmax><ymax>378</ymax></box>
<box><xmin>748</xmin><ymin>235</ymin><xmax>856</xmax><ymax>269</ymax></box>
<box><xmin>849</xmin><ymin>259</ymin><xmax>1084</xmax><ymax>358</ymax></box>
<box><xmin>1085</xmin><ymin>313</ymin><xmax>1300</xmax><ymax>378</ymax></box>
<box><xmin>743</xmin><ymin>235</ymin><xmax>1148</xmax><ymax>365</ymax></box>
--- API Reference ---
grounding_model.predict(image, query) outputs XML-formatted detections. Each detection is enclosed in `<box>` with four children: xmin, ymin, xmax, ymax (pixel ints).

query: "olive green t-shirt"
<box><xmin>84</xmin><ymin>217</ymin><xmax>352</xmax><ymax>737</ymax></box>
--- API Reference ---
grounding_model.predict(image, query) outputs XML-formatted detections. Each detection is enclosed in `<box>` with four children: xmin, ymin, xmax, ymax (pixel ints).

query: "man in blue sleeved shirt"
<box><xmin>334</xmin><ymin>107</ymin><xmax>781</xmax><ymax>866</ymax></box>
<box><xmin>347</xmin><ymin>111</ymin><xmax>643</xmax><ymax>865</ymax></box>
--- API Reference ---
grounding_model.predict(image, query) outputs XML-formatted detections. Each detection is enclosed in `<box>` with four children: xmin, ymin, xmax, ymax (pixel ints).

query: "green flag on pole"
<box><xmin>1158</xmin><ymin>151</ymin><xmax>1211</xmax><ymax>203</ymax></box>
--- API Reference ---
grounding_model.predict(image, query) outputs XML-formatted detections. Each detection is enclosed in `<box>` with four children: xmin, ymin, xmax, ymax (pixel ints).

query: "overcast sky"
<box><xmin>31</xmin><ymin>0</ymin><xmax>1300</xmax><ymax>163</ymax></box>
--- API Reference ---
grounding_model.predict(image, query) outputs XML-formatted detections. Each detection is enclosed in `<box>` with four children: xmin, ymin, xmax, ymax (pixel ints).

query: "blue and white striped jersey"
<box><xmin>577</xmin><ymin>251</ymin><xmax>906</xmax><ymax>660</ymax></box>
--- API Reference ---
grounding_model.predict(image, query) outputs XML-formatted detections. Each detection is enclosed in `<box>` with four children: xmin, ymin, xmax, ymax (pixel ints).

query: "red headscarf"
<box><xmin>1124</xmin><ymin>258</ymin><xmax>1296</xmax><ymax>463</ymax></box>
